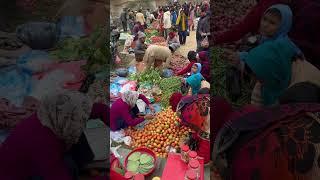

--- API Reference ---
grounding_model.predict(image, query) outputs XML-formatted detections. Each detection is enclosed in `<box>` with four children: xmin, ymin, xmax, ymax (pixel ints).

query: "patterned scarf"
<box><xmin>37</xmin><ymin>91</ymin><xmax>92</xmax><ymax>149</ymax></box>
<box><xmin>121</xmin><ymin>91</ymin><xmax>139</xmax><ymax>108</ymax></box>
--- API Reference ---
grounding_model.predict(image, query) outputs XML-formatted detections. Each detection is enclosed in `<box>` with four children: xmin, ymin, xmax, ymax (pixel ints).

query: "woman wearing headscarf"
<box><xmin>211</xmin><ymin>0</ymin><xmax>320</xmax><ymax>69</ymax></box>
<box><xmin>0</xmin><ymin>90</ymin><xmax>109</xmax><ymax>179</ymax></box>
<box><xmin>183</xmin><ymin>63</ymin><xmax>204</xmax><ymax>95</ymax></box>
<box><xmin>134</xmin><ymin>31</ymin><xmax>147</xmax><ymax>56</ymax></box>
<box><xmin>213</xmin><ymin>82</ymin><xmax>320</xmax><ymax>180</ymax></box>
<box><xmin>176</xmin><ymin>88</ymin><xmax>210</xmax><ymax>164</ymax></box>
<box><xmin>110</xmin><ymin>91</ymin><xmax>155</xmax><ymax>131</ymax></box>
<box><xmin>176</xmin><ymin>8</ymin><xmax>188</xmax><ymax>45</ymax></box>
<box><xmin>226</xmin><ymin>4</ymin><xmax>302</xmax><ymax>106</ymax></box>
<box><xmin>167</xmin><ymin>31</ymin><xmax>180</xmax><ymax>52</ymax></box>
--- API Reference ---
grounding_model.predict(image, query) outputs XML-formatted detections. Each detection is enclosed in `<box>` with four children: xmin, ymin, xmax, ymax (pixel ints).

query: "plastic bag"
<box><xmin>110</xmin><ymin>83</ymin><xmax>121</xmax><ymax>96</ymax></box>
<box><xmin>162</xmin><ymin>69</ymin><xmax>173</xmax><ymax>78</ymax></box>
<box><xmin>128</xmin><ymin>66</ymin><xmax>136</xmax><ymax>74</ymax></box>
<box><xmin>120</xmin><ymin>81</ymin><xmax>137</xmax><ymax>93</ymax></box>
<box><xmin>57</xmin><ymin>16</ymin><xmax>86</xmax><ymax>39</ymax></box>
<box><xmin>16</xmin><ymin>50</ymin><xmax>53</xmax><ymax>74</ymax></box>
<box><xmin>200</xmin><ymin>36</ymin><xmax>209</xmax><ymax>48</ymax></box>
<box><xmin>0</xmin><ymin>66</ymin><xmax>32</xmax><ymax>106</ymax></box>
<box><xmin>113</xmin><ymin>77</ymin><xmax>128</xmax><ymax>85</ymax></box>
<box><xmin>16</xmin><ymin>22</ymin><xmax>60</xmax><ymax>49</ymax></box>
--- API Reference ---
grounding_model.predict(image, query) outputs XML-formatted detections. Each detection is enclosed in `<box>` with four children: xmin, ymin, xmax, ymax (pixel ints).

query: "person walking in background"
<box><xmin>171</xmin><ymin>7</ymin><xmax>178</xmax><ymax>25</ymax></box>
<box><xmin>163</xmin><ymin>7</ymin><xmax>172</xmax><ymax>39</ymax></box>
<box><xmin>176</xmin><ymin>7</ymin><xmax>188</xmax><ymax>45</ymax></box>
<box><xmin>120</xmin><ymin>8</ymin><xmax>128</xmax><ymax>32</ymax></box>
<box><xmin>188</xmin><ymin>5</ymin><xmax>195</xmax><ymax>31</ymax></box>
<box><xmin>196</xmin><ymin>6</ymin><xmax>210</xmax><ymax>51</ymax></box>
<box><xmin>135</xmin><ymin>9</ymin><xmax>145</xmax><ymax>27</ymax></box>
<box><xmin>128</xmin><ymin>10</ymin><xmax>135</xmax><ymax>33</ymax></box>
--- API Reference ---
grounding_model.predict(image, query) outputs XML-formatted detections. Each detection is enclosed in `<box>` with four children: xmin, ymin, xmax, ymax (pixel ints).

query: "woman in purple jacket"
<box><xmin>110</xmin><ymin>91</ymin><xmax>155</xmax><ymax>131</ymax></box>
<box><xmin>0</xmin><ymin>91</ymin><xmax>108</xmax><ymax>180</ymax></box>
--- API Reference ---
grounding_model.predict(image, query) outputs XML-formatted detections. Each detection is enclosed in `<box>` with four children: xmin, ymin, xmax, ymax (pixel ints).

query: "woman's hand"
<box><xmin>223</xmin><ymin>49</ymin><xmax>240</xmax><ymax>65</ymax></box>
<box><xmin>144</xmin><ymin>114</ymin><xmax>154</xmax><ymax>120</ymax></box>
<box><xmin>149</xmin><ymin>105</ymin><xmax>155</xmax><ymax>113</ymax></box>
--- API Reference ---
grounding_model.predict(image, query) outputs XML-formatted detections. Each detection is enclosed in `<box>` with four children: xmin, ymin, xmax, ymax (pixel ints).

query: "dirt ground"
<box><xmin>175</xmin><ymin>30</ymin><xmax>197</xmax><ymax>57</ymax></box>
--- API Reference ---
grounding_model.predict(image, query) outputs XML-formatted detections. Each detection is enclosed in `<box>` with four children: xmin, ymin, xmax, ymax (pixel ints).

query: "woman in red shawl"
<box><xmin>213</xmin><ymin>82</ymin><xmax>320</xmax><ymax>180</ymax></box>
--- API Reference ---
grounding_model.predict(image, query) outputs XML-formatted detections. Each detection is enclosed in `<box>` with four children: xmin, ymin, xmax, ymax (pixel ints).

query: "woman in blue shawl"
<box><xmin>185</xmin><ymin>63</ymin><xmax>204</xmax><ymax>95</ymax></box>
<box><xmin>226</xmin><ymin>4</ymin><xmax>303</xmax><ymax>106</ymax></box>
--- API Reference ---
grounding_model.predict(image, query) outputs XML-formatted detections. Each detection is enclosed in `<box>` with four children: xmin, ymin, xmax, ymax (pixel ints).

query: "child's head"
<box><xmin>192</xmin><ymin>63</ymin><xmax>201</xmax><ymax>74</ymax></box>
<box><xmin>187</xmin><ymin>51</ymin><xmax>197</xmax><ymax>62</ymax></box>
<box><xmin>259</xmin><ymin>4</ymin><xmax>293</xmax><ymax>38</ymax></box>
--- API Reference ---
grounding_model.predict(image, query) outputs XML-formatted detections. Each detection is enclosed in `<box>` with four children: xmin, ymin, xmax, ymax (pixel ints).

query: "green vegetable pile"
<box><xmin>159</xmin><ymin>77</ymin><xmax>182</xmax><ymax>108</ymax></box>
<box><xmin>50</xmin><ymin>27</ymin><xmax>108</xmax><ymax>74</ymax></box>
<box><xmin>127</xmin><ymin>152</ymin><xmax>155</xmax><ymax>174</ymax></box>
<box><xmin>211</xmin><ymin>47</ymin><xmax>253</xmax><ymax>107</ymax></box>
<box><xmin>128</xmin><ymin>69</ymin><xmax>162</xmax><ymax>85</ymax></box>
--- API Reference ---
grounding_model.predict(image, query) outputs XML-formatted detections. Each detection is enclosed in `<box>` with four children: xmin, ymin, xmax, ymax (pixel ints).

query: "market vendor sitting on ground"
<box><xmin>142</xmin><ymin>44</ymin><xmax>174</xmax><ymax>71</ymax></box>
<box><xmin>177</xmin><ymin>50</ymin><xmax>210</xmax><ymax>82</ymax></box>
<box><xmin>166</xmin><ymin>31</ymin><xmax>180</xmax><ymax>52</ymax></box>
<box><xmin>181</xmin><ymin>63</ymin><xmax>205</xmax><ymax>95</ymax></box>
<box><xmin>0</xmin><ymin>90</ymin><xmax>108</xmax><ymax>179</ymax></box>
<box><xmin>110</xmin><ymin>91</ymin><xmax>155</xmax><ymax>131</ymax></box>
<box><xmin>134</xmin><ymin>31</ymin><xmax>147</xmax><ymax>55</ymax></box>
<box><xmin>225</xmin><ymin>4</ymin><xmax>303</xmax><ymax>106</ymax></box>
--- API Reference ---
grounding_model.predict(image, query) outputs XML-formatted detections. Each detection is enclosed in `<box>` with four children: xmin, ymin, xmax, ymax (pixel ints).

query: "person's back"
<box><xmin>0</xmin><ymin>114</ymin><xmax>70</xmax><ymax>179</ymax></box>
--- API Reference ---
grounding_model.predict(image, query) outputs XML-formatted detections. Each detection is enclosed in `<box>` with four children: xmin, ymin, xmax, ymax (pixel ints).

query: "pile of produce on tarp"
<box><xmin>125</xmin><ymin>107</ymin><xmax>192</xmax><ymax>158</ymax></box>
<box><xmin>170</xmin><ymin>54</ymin><xmax>190</xmax><ymax>74</ymax></box>
<box><xmin>50</xmin><ymin>27</ymin><xmax>108</xmax><ymax>74</ymax></box>
<box><xmin>149</xmin><ymin>36</ymin><xmax>166</xmax><ymax>44</ymax></box>
<box><xmin>211</xmin><ymin>0</ymin><xmax>256</xmax><ymax>36</ymax></box>
<box><xmin>211</xmin><ymin>47</ymin><xmax>254</xmax><ymax>107</ymax></box>
<box><xmin>159</xmin><ymin>77</ymin><xmax>181</xmax><ymax>108</ymax></box>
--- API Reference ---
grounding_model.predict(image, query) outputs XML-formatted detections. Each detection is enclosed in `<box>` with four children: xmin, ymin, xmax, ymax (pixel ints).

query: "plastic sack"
<box><xmin>115</xmin><ymin>68</ymin><xmax>128</xmax><ymax>77</ymax></box>
<box><xmin>162</xmin><ymin>69</ymin><xmax>173</xmax><ymax>78</ymax></box>
<box><xmin>136</xmin><ymin>99</ymin><xmax>147</xmax><ymax>113</ymax></box>
<box><xmin>17</xmin><ymin>50</ymin><xmax>53</xmax><ymax>74</ymax></box>
<box><xmin>16</xmin><ymin>22</ymin><xmax>60</xmax><ymax>50</ymax></box>
<box><xmin>113</xmin><ymin>77</ymin><xmax>128</xmax><ymax>85</ymax></box>
<box><xmin>30</xmin><ymin>70</ymin><xmax>74</xmax><ymax>100</ymax></box>
<box><xmin>57</xmin><ymin>16</ymin><xmax>86</xmax><ymax>39</ymax></box>
<box><xmin>201</xmin><ymin>36</ymin><xmax>209</xmax><ymax>48</ymax></box>
<box><xmin>0</xmin><ymin>66</ymin><xmax>32</xmax><ymax>106</ymax></box>
<box><xmin>110</xmin><ymin>83</ymin><xmax>121</xmax><ymax>96</ymax></box>
<box><xmin>124</xmin><ymin>35</ymin><xmax>134</xmax><ymax>47</ymax></box>
<box><xmin>120</xmin><ymin>81</ymin><xmax>137</xmax><ymax>93</ymax></box>
<box><xmin>128</xmin><ymin>66</ymin><xmax>136</xmax><ymax>74</ymax></box>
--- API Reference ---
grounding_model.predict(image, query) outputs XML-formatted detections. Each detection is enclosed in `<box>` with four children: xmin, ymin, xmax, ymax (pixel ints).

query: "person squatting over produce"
<box><xmin>0</xmin><ymin>91</ymin><xmax>108</xmax><ymax>179</ymax></box>
<box><xmin>142</xmin><ymin>45</ymin><xmax>173</xmax><ymax>71</ymax></box>
<box><xmin>134</xmin><ymin>31</ymin><xmax>147</xmax><ymax>55</ymax></box>
<box><xmin>167</xmin><ymin>31</ymin><xmax>180</xmax><ymax>52</ymax></box>
<box><xmin>182</xmin><ymin>63</ymin><xmax>205</xmax><ymax>95</ymax></box>
<box><xmin>225</xmin><ymin>4</ymin><xmax>302</xmax><ymax>106</ymax></box>
<box><xmin>176</xmin><ymin>7</ymin><xmax>189</xmax><ymax>45</ymax></box>
<box><xmin>110</xmin><ymin>91</ymin><xmax>155</xmax><ymax>131</ymax></box>
<box><xmin>211</xmin><ymin>0</ymin><xmax>320</xmax><ymax>69</ymax></box>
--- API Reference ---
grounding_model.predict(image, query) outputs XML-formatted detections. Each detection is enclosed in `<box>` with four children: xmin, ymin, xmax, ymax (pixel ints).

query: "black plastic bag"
<box><xmin>16</xmin><ymin>22</ymin><xmax>60</xmax><ymax>50</ymax></box>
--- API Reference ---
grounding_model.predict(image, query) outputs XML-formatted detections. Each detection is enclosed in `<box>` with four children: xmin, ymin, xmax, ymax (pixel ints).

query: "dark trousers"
<box><xmin>179</xmin><ymin>33</ymin><xmax>187</xmax><ymax>45</ymax></box>
<box><xmin>122</xmin><ymin>21</ymin><xmax>127</xmax><ymax>32</ymax></box>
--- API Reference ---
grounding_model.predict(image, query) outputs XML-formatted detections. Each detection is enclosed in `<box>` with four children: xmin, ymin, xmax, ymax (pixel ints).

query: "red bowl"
<box><xmin>124</xmin><ymin>147</ymin><xmax>157</xmax><ymax>177</ymax></box>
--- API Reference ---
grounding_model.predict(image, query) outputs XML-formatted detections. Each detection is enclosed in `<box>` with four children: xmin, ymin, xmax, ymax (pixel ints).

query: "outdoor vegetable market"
<box><xmin>110</xmin><ymin>0</ymin><xmax>211</xmax><ymax>179</ymax></box>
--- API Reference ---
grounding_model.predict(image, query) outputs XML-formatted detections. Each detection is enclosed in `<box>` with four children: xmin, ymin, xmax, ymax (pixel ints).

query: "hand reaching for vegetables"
<box><xmin>149</xmin><ymin>105</ymin><xmax>155</xmax><ymax>113</ymax></box>
<box><xmin>144</xmin><ymin>114</ymin><xmax>154</xmax><ymax>120</ymax></box>
<box><xmin>223</xmin><ymin>49</ymin><xmax>241</xmax><ymax>65</ymax></box>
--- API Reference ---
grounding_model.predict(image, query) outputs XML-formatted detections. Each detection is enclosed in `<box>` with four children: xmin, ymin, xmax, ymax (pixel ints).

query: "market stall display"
<box><xmin>125</xmin><ymin>148</ymin><xmax>156</xmax><ymax>175</ymax></box>
<box><xmin>124</xmin><ymin>107</ymin><xmax>192</xmax><ymax>158</ymax></box>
